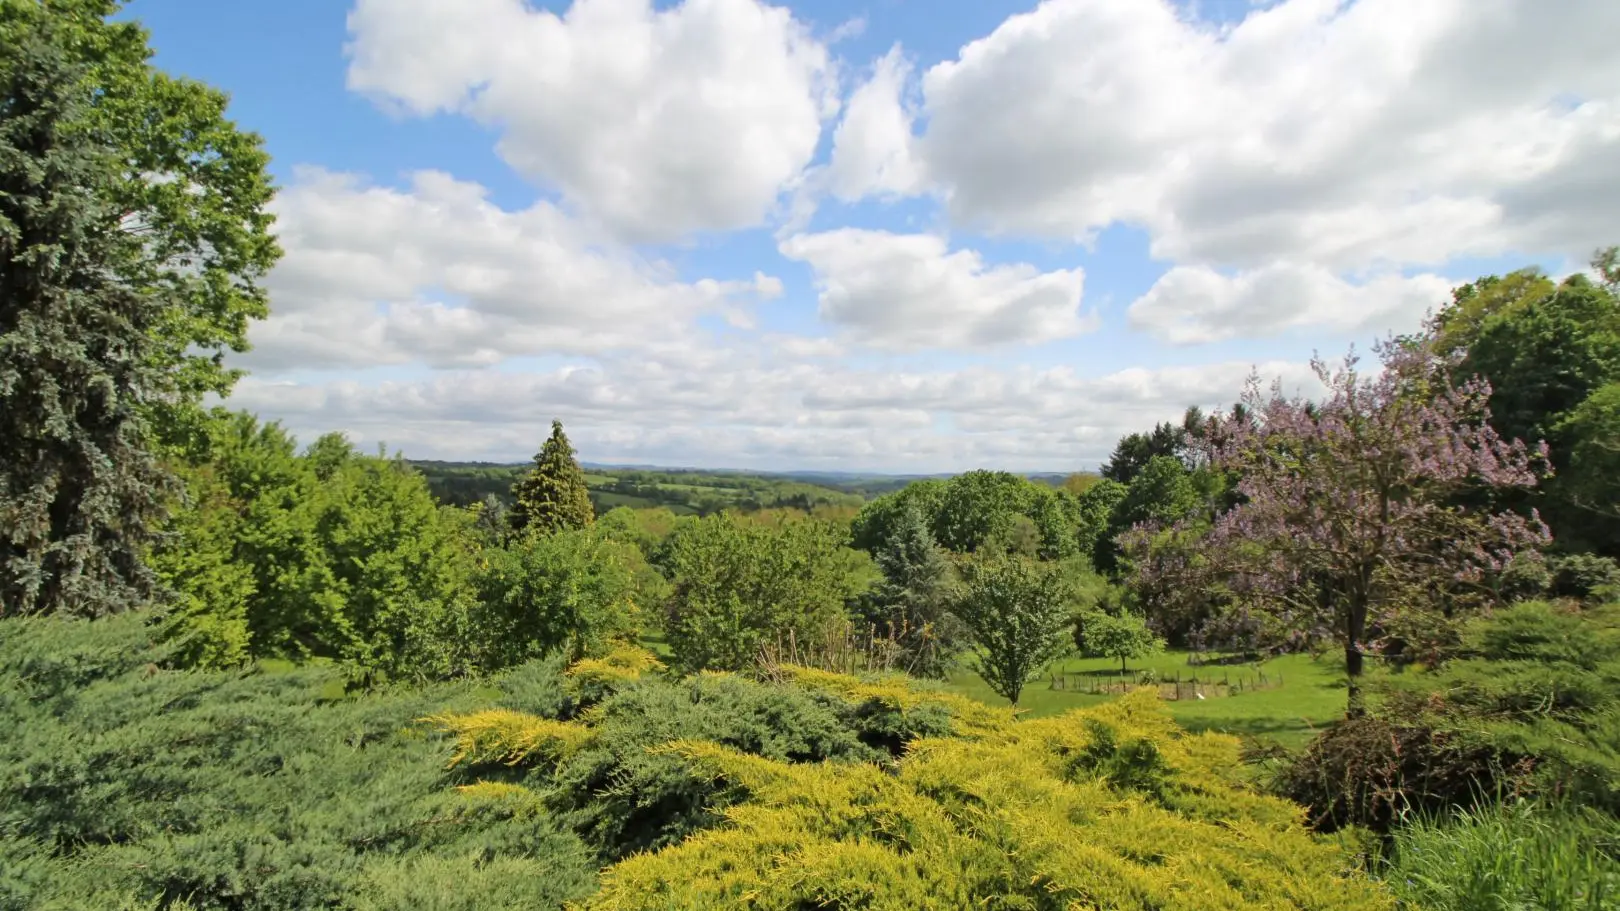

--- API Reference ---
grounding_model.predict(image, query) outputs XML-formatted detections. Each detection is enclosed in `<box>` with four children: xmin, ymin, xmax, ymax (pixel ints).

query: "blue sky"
<box><xmin>123</xmin><ymin>0</ymin><xmax>1618</xmax><ymax>472</ymax></box>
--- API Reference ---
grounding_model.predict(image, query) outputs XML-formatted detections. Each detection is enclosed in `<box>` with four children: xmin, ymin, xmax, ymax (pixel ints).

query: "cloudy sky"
<box><xmin>127</xmin><ymin>0</ymin><xmax>1619</xmax><ymax>472</ymax></box>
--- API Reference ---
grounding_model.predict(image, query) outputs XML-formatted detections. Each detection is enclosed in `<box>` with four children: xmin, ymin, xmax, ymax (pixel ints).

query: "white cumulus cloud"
<box><xmin>779</xmin><ymin>229</ymin><xmax>1093</xmax><ymax>349</ymax></box>
<box><xmin>345</xmin><ymin>0</ymin><xmax>836</xmax><ymax>242</ymax></box>
<box><xmin>1127</xmin><ymin>264</ymin><xmax>1457</xmax><ymax>345</ymax></box>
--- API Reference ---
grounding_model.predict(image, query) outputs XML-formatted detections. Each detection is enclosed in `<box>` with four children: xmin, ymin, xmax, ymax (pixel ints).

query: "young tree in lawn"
<box><xmin>1076</xmin><ymin>610</ymin><xmax>1164</xmax><ymax>675</ymax></box>
<box><xmin>1127</xmin><ymin>338</ymin><xmax>1550</xmax><ymax>715</ymax></box>
<box><xmin>509</xmin><ymin>420</ymin><xmax>595</xmax><ymax>537</ymax></box>
<box><xmin>949</xmin><ymin>554</ymin><xmax>1074</xmax><ymax>707</ymax></box>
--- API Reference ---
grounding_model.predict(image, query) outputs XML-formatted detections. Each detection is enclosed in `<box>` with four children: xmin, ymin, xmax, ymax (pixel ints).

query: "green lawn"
<box><xmin>942</xmin><ymin>649</ymin><xmax>1356</xmax><ymax>747</ymax></box>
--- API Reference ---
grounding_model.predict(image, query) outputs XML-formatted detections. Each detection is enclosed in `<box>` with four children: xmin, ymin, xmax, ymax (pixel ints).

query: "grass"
<box><xmin>943</xmin><ymin>648</ymin><xmax>1356</xmax><ymax>747</ymax></box>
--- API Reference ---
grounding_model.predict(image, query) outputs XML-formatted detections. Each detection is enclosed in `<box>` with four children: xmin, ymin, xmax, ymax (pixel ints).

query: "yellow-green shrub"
<box><xmin>427</xmin><ymin>709</ymin><xmax>594</xmax><ymax>767</ymax></box>
<box><xmin>578</xmin><ymin>690</ymin><xmax>1393</xmax><ymax>911</ymax></box>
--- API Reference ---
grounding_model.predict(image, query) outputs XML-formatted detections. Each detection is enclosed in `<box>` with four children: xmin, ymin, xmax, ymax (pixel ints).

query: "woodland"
<box><xmin>3</xmin><ymin>2</ymin><xmax>1620</xmax><ymax>909</ymax></box>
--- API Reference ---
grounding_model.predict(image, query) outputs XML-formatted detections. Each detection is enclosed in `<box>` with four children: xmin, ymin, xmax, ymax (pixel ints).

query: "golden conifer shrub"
<box><xmin>577</xmin><ymin>689</ymin><xmax>1393</xmax><ymax>911</ymax></box>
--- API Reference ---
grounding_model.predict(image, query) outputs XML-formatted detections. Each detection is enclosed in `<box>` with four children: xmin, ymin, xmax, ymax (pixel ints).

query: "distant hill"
<box><xmin>407</xmin><ymin>461</ymin><xmax>1079</xmax><ymax>514</ymax></box>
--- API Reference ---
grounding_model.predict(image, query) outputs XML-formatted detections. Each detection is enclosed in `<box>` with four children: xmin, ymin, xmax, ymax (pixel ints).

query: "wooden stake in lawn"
<box><xmin>1125</xmin><ymin>336</ymin><xmax>1549</xmax><ymax>716</ymax></box>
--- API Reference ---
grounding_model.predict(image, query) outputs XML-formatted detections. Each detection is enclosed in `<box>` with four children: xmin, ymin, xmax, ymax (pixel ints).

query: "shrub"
<box><xmin>467</xmin><ymin>528</ymin><xmax>643</xmax><ymax>670</ymax></box>
<box><xmin>661</xmin><ymin>513</ymin><xmax>867</xmax><ymax>672</ymax></box>
<box><xmin>0</xmin><ymin>612</ymin><xmax>596</xmax><ymax>911</ymax></box>
<box><xmin>579</xmin><ymin>691</ymin><xmax>1394</xmax><ymax>910</ymax></box>
<box><xmin>1282</xmin><ymin>601</ymin><xmax>1620</xmax><ymax>831</ymax></box>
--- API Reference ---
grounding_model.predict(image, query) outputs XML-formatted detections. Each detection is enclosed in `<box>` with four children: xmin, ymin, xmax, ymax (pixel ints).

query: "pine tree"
<box><xmin>863</xmin><ymin>502</ymin><xmax>961</xmax><ymax>677</ymax></box>
<box><xmin>0</xmin><ymin>21</ymin><xmax>171</xmax><ymax>617</ymax></box>
<box><xmin>508</xmin><ymin>420</ymin><xmax>594</xmax><ymax>536</ymax></box>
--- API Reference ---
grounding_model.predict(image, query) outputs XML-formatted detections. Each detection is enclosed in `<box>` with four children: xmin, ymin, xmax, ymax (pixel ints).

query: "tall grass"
<box><xmin>1381</xmin><ymin>801</ymin><xmax>1619</xmax><ymax>911</ymax></box>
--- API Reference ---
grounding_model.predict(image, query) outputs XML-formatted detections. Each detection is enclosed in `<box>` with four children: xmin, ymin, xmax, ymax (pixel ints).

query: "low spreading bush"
<box><xmin>1280</xmin><ymin>601</ymin><xmax>1620</xmax><ymax>832</ymax></box>
<box><xmin>0</xmin><ymin>614</ymin><xmax>595</xmax><ymax>911</ymax></box>
<box><xmin>576</xmin><ymin>689</ymin><xmax>1394</xmax><ymax>910</ymax></box>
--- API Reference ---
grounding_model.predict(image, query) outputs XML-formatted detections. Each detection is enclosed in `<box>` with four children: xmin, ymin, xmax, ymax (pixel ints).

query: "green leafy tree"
<box><xmin>949</xmin><ymin>554</ymin><xmax>1075</xmax><ymax>706</ymax></box>
<box><xmin>662</xmin><ymin>514</ymin><xmax>864</xmax><ymax>672</ymax></box>
<box><xmin>849</xmin><ymin>479</ymin><xmax>946</xmax><ymax>552</ymax></box>
<box><xmin>1077</xmin><ymin>610</ymin><xmax>1164</xmax><ymax>674</ymax></box>
<box><xmin>1094</xmin><ymin>456</ymin><xmax>1201</xmax><ymax>575</ymax></box>
<box><xmin>931</xmin><ymin>470</ymin><xmax>1040</xmax><ymax>554</ymax></box>
<box><xmin>2</xmin><ymin>0</ymin><xmax>280</xmax><ymax>446</ymax></box>
<box><xmin>1557</xmin><ymin>383</ymin><xmax>1620</xmax><ymax>524</ymax></box>
<box><xmin>1074</xmin><ymin>478</ymin><xmax>1127</xmax><ymax>564</ymax></box>
<box><xmin>470</xmin><ymin>528</ymin><xmax>640</xmax><ymax>668</ymax></box>
<box><xmin>152</xmin><ymin>412</ymin><xmax>480</xmax><ymax>679</ymax></box>
<box><xmin>0</xmin><ymin>19</ymin><xmax>171</xmax><ymax>617</ymax></box>
<box><xmin>509</xmin><ymin>420</ymin><xmax>595</xmax><ymax>537</ymax></box>
<box><xmin>858</xmin><ymin>502</ymin><xmax>962</xmax><ymax>677</ymax></box>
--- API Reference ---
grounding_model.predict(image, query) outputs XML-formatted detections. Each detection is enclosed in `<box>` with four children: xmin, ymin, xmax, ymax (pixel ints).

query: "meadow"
<box><xmin>943</xmin><ymin>649</ymin><xmax>1353</xmax><ymax>747</ymax></box>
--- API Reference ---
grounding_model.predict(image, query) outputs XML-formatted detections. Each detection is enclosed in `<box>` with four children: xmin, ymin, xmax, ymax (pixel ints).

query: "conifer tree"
<box><xmin>862</xmin><ymin>502</ymin><xmax>961</xmax><ymax>677</ymax></box>
<box><xmin>508</xmin><ymin>420</ymin><xmax>594</xmax><ymax>536</ymax></box>
<box><xmin>0</xmin><ymin>22</ymin><xmax>170</xmax><ymax>616</ymax></box>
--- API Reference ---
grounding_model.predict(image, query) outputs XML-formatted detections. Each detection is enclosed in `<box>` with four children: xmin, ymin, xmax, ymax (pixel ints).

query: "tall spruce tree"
<box><xmin>0</xmin><ymin>21</ymin><xmax>170</xmax><ymax>616</ymax></box>
<box><xmin>508</xmin><ymin>420</ymin><xmax>594</xmax><ymax>536</ymax></box>
<box><xmin>861</xmin><ymin>502</ymin><xmax>961</xmax><ymax>677</ymax></box>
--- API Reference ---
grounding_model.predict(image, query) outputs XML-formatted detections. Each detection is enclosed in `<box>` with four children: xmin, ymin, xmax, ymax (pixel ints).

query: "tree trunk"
<box><xmin>1121</xmin><ymin>655</ymin><xmax>1127</xmax><ymax>675</ymax></box>
<box><xmin>1344</xmin><ymin>602</ymin><xmax>1367</xmax><ymax>717</ymax></box>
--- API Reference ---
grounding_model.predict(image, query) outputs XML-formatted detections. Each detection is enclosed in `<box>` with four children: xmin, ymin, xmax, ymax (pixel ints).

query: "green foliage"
<box><xmin>468</xmin><ymin>528</ymin><xmax>642</xmax><ymax>668</ymax></box>
<box><xmin>930</xmin><ymin>469</ymin><xmax>1041</xmax><ymax>553</ymax></box>
<box><xmin>1078</xmin><ymin>609</ymin><xmax>1165</xmax><ymax>673</ymax></box>
<box><xmin>581</xmin><ymin>690</ymin><xmax>1394</xmax><ymax>910</ymax></box>
<box><xmin>855</xmin><ymin>502</ymin><xmax>963</xmax><ymax>678</ymax></box>
<box><xmin>1075</xmin><ymin>476</ymin><xmax>1128</xmax><ymax>560</ymax></box>
<box><xmin>0</xmin><ymin>0</ymin><xmax>281</xmax><ymax>446</ymax></box>
<box><xmin>151</xmin><ymin>412</ymin><xmax>479</xmax><ymax>680</ymax></box>
<box><xmin>0</xmin><ymin>613</ymin><xmax>596</xmax><ymax>911</ymax></box>
<box><xmin>662</xmin><ymin>513</ymin><xmax>868</xmax><ymax>672</ymax></box>
<box><xmin>1452</xmin><ymin>268</ymin><xmax>1620</xmax><ymax>554</ymax></box>
<box><xmin>1282</xmin><ymin>602</ymin><xmax>1620</xmax><ymax>832</ymax></box>
<box><xmin>430</xmin><ymin>654</ymin><xmax>981</xmax><ymax>862</ymax></box>
<box><xmin>1096</xmin><ymin>455</ymin><xmax>1202</xmax><ymax>575</ymax></box>
<box><xmin>849</xmin><ymin>479</ymin><xmax>946</xmax><ymax>552</ymax></box>
<box><xmin>948</xmin><ymin>554</ymin><xmax>1076</xmax><ymax>705</ymax></box>
<box><xmin>1380</xmin><ymin>801</ymin><xmax>1620</xmax><ymax>911</ymax></box>
<box><xmin>0</xmin><ymin>13</ymin><xmax>171</xmax><ymax>617</ymax></box>
<box><xmin>508</xmin><ymin>420</ymin><xmax>595</xmax><ymax>537</ymax></box>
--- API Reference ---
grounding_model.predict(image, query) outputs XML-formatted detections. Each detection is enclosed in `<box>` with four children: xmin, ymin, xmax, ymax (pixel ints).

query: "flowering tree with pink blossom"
<box><xmin>1126</xmin><ymin>338</ymin><xmax>1551</xmax><ymax>715</ymax></box>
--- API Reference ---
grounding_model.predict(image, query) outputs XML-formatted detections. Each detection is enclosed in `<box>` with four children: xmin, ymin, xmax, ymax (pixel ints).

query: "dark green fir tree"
<box><xmin>508</xmin><ymin>420</ymin><xmax>594</xmax><ymax>536</ymax></box>
<box><xmin>0</xmin><ymin>19</ymin><xmax>170</xmax><ymax>617</ymax></box>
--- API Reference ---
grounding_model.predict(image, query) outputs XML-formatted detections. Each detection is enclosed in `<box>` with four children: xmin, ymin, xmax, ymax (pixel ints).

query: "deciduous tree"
<box><xmin>949</xmin><ymin>554</ymin><xmax>1074</xmax><ymax>706</ymax></box>
<box><xmin>1129</xmin><ymin>339</ymin><xmax>1551</xmax><ymax>715</ymax></box>
<box><xmin>1077</xmin><ymin>609</ymin><xmax>1164</xmax><ymax>674</ymax></box>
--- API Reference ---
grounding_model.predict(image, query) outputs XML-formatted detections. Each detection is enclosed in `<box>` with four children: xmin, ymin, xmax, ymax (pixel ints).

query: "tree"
<box><xmin>662</xmin><ymin>514</ymin><xmax>865</xmax><ymax>672</ymax></box>
<box><xmin>152</xmin><ymin>413</ymin><xmax>482</xmax><ymax>679</ymax></box>
<box><xmin>1074</xmin><ymin>478</ymin><xmax>1127</xmax><ymax>564</ymax></box>
<box><xmin>1077</xmin><ymin>610</ymin><xmax>1164</xmax><ymax>674</ymax></box>
<box><xmin>0</xmin><ymin>19</ymin><xmax>171</xmax><ymax>617</ymax></box>
<box><xmin>931</xmin><ymin>470</ymin><xmax>1041</xmax><ymax>553</ymax></box>
<box><xmin>1094</xmin><ymin>456</ymin><xmax>1201</xmax><ymax>575</ymax></box>
<box><xmin>509</xmin><ymin>420</ymin><xmax>595</xmax><ymax>537</ymax></box>
<box><xmin>948</xmin><ymin>554</ymin><xmax>1074</xmax><ymax>706</ymax></box>
<box><xmin>1100</xmin><ymin>415</ymin><xmax>1193</xmax><ymax>484</ymax></box>
<box><xmin>2</xmin><ymin>0</ymin><xmax>280</xmax><ymax>446</ymax></box>
<box><xmin>858</xmin><ymin>502</ymin><xmax>962</xmax><ymax>677</ymax></box>
<box><xmin>470</xmin><ymin>528</ymin><xmax>640</xmax><ymax>668</ymax></box>
<box><xmin>1128</xmin><ymin>340</ymin><xmax>1550</xmax><ymax>715</ymax></box>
